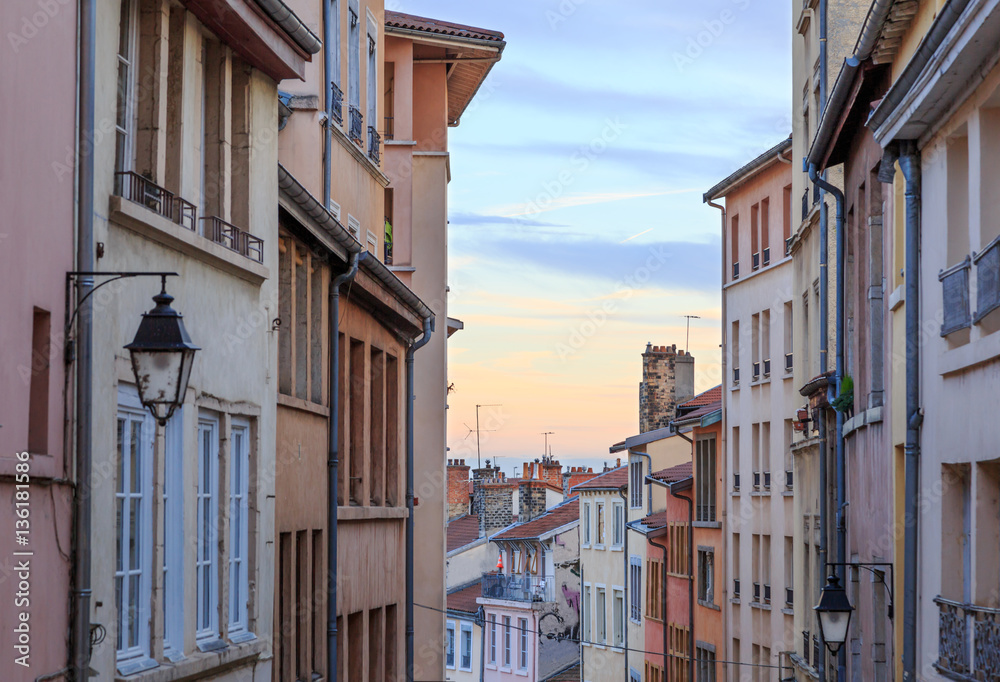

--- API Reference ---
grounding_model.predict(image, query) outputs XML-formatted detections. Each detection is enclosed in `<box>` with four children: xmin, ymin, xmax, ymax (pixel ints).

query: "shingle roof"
<box><xmin>571</xmin><ymin>466</ymin><xmax>627</xmax><ymax>491</ymax></box>
<box><xmin>544</xmin><ymin>662</ymin><xmax>581</xmax><ymax>681</ymax></box>
<box><xmin>385</xmin><ymin>10</ymin><xmax>505</xmax><ymax>42</ymax></box>
<box><xmin>675</xmin><ymin>402</ymin><xmax>722</xmax><ymax>424</ymax></box>
<box><xmin>640</xmin><ymin>511</ymin><xmax>669</xmax><ymax>529</ymax></box>
<box><xmin>651</xmin><ymin>461</ymin><xmax>693</xmax><ymax>483</ymax></box>
<box><xmin>447</xmin><ymin>515</ymin><xmax>481</xmax><ymax>552</ymax></box>
<box><xmin>447</xmin><ymin>581</ymin><xmax>481</xmax><ymax>615</ymax></box>
<box><xmin>678</xmin><ymin>385</ymin><xmax>722</xmax><ymax>409</ymax></box>
<box><xmin>492</xmin><ymin>497</ymin><xmax>579</xmax><ymax>541</ymax></box>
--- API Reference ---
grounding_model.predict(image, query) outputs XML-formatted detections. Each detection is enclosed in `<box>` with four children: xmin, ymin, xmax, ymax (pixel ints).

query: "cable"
<box><xmin>420</xmin><ymin>602</ymin><xmax>789</xmax><ymax>670</ymax></box>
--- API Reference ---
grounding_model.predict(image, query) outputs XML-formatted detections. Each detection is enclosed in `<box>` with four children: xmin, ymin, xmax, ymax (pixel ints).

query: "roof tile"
<box><xmin>385</xmin><ymin>10</ymin><xmax>505</xmax><ymax>42</ymax></box>
<box><xmin>492</xmin><ymin>497</ymin><xmax>578</xmax><ymax>541</ymax></box>
<box><xmin>651</xmin><ymin>460</ymin><xmax>693</xmax><ymax>483</ymax></box>
<box><xmin>571</xmin><ymin>466</ymin><xmax>627</xmax><ymax>491</ymax></box>
<box><xmin>447</xmin><ymin>581</ymin><xmax>482</xmax><ymax>615</ymax></box>
<box><xmin>447</xmin><ymin>514</ymin><xmax>480</xmax><ymax>552</ymax></box>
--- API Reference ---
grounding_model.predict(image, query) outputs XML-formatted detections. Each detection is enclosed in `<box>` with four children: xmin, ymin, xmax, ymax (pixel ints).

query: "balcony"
<box><xmin>368</xmin><ymin>126</ymin><xmax>381</xmax><ymax>164</ymax></box>
<box><xmin>763</xmin><ymin>246</ymin><xmax>770</xmax><ymax>266</ymax></box>
<box><xmin>330</xmin><ymin>82</ymin><xmax>343</xmax><ymax>126</ymax></box>
<box><xmin>200</xmin><ymin>216</ymin><xmax>264</xmax><ymax>263</ymax></box>
<box><xmin>734</xmin><ymin>578</ymin><xmax>740</xmax><ymax>598</ymax></box>
<box><xmin>785</xmin><ymin>352</ymin><xmax>794</xmax><ymax>372</ymax></box>
<box><xmin>348</xmin><ymin>105</ymin><xmax>364</xmax><ymax>145</ymax></box>
<box><xmin>732</xmin><ymin>262</ymin><xmax>740</xmax><ymax>280</ymax></box>
<box><xmin>975</xmin><ymin>235</ymin><xmax>1000</xmax><ymax>322</ymax></box>
<box><xmin>801</xmin><ymin>188</ymin><xmax>809</xmax><ymax>222</ymax></box>
<box><xmin>763</xmin><ymin>358</ymin><xmax>771</xmax><ymax>377</ymax></box>
<box><xmin>115</xmin><ymin>171</ymin><xmax>196</xmax><ymax>231</ymax></box>
<box><xmin>935</xmin><ymin>597</ymin><xmax>1000</xmax><ymax>680</ymax></box>
<box><xmin>482</xmin><ymin>573</ymin><xmax>555</xmax><ymax>603</ymax></box>
<box><xmin>802</xmin><ymin>630</ymin><xmax>810</xmax><ymax>666</ymax></box>
<box><xmin>940</xmin><ymin>257</ymin><xmax>972</xmax><ymax>335</ymax></box>
<box><xmin>752</xmin><ymin>252</ymin><xmax>760</xmax><ymax>271</ymax></box>
<box><xmin>384</xmin><ymin>116</ymin><xmax>394</xmax><ymax>141</ymax></box>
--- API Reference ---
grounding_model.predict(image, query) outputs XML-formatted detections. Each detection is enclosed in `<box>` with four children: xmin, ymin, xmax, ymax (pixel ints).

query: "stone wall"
<box><xmin>639</xmin><ymin>343</ymin><xmax>695</xmax><ymax>433</ymax></box>
<box><xmin>446</xmin><ymin>458</ymin><xmax>471</xmax><ymax>520</ymax></box>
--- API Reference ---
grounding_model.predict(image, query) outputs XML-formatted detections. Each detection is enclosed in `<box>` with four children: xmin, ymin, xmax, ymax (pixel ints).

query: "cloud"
<box><xmin>496</xmin><ymin>188</ymin><xmax>701</xmax><ymax>217</ymax></box>
<box><xmin>449</xmin><ymin>211</ymin><xmax>568</xmax><ymax>228</ymax></box>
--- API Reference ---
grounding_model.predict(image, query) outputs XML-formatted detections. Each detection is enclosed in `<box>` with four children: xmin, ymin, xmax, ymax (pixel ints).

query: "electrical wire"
<box><xmin>421</xmin><ymin>602</ymin><xmax>791</xmax><ymax>670</ymax></box>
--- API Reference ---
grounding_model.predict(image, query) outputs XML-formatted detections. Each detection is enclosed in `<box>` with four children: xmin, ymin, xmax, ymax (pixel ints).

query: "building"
<box><xmin>479</xmin><ymin>496</ymin><xmax>580</xmax><ymax>681</ymax></box>
<box><xmin>381</xmin><ymin>15</ymin><xmax>506</xmax><ymax>677</ymax></box>
<box><xmin>83</xmin><ymin>0</ymin><xmax>318</xmax><ymax>679</ymax></box>
<box><xmin>640</xmin><ymin>344</ymin><xmax>696</xmax><ymax>433</ymax></box>
<box><xmin>704</xmin><ymin>137</ymin><xmax>797</xmax><ymax>680</ymax></box>
<box><xmin>447</xmin><ymin>580</ymin><xmax>483</xmax><ymax>682</ymax></box>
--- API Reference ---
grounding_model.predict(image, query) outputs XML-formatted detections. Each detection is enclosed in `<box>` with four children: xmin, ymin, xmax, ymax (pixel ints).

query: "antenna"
<box><xmin>472</xmin><ymin>404</ymin><xmax>502</xmax><ymax>469</ymax></box>
<box><xmin>683</xmin><ymin>315</ymin><xmax>701</xmax><ymax>353</ymax></box>
<box><xmin>541</xmin><ymin>431</ymin><xmax>554</xmax><ymax>459</ymax></box>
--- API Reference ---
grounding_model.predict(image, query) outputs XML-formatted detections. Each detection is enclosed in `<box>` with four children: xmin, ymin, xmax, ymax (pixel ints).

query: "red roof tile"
<box><xmin>640</xmin><ymin>511</ymin><xmax>669</xmax><ymax>529</ymax></box>
<box><xmin>447</xmin><ymin>514</ymin><xmax>480</xmax><ymax>552</ymax></box>
<box><xmin>676</xmin><ymin>402</ymin><xmax>722</xmax><ymax>423</ymax></box>
<box><xmin>492</xmin><ymin>497</ymin><xmax>578</xmax><ymax>540</ymax></box>
<box><xmin>651</xmin><ymin>461</ymin><xmax>693</xmax><ymax>483</ymax></box>
<box><xmin>678</xmin><ymin>385</ymin><xmax>722</xmax><ymax>409</ymax></box>
<box><xmin>385</xmin><ymin>11</ymin><xmax>505</xmax><ymax>42</ymax></box>
<box><xmin>447</xmin><ymin>581</ymin><xmax>482</xmax><ymax>615</ymax></box>
<box><xmin>571</xmin><ymin>465</ymin><xmax>627</xmax><ymax>491</ymax></box>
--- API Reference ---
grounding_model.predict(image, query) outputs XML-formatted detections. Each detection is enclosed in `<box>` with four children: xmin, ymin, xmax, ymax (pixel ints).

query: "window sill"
<box><xmin>337</xmin><ymin>506</ymin><xmax>409</xmax><ymax>521</ymax></box>
<box><xmin>385</xmin><ymin>139</ymin><xmax>417</xmax><ymax>146</ymax></box>
<box><xmin>277</xmin><ymin>392</ymin><xmax>330</xmax><ymax>417</ymax></box>
<box><xmin>693</xmin><ymin>521</ymin><xmax>721</xmax><ymax>529</ymax></box>
<box><xmin>116</xmin><ymin>638</ymin><xmax>265</xmax><ymax>682</ymax></box>
<box><xmin>730</xmin><ymin>598</ymin><xmax>741</xmax><ymax>604</ymax></box>
<box><xmin>940</xmin><ymin>326</ymin><xmax>1000</xmax><ymax>376</ymax></box>
<box><xmin>842</xmin><ymin>405</ymin><xmax>883</xmax><ymax>438</ymax></box>
<box><xmin>749</xmin><ymin>602</ymin><xmax>772</xmax><ymax>611</ymax></box>
<box><xmin>698</xmin><ymin>599</ymin><xmax>721</xmax><ymax>611</ymax></box>
<box><xmin>750</xmin><ymin>491</ymin><xmax>771</xmax><ymax>497</ymax></box>
<box><xmin>782</xmin><ymin>607</ymin><xmax>795</xmax><ymax>616</ymax></box>
<box><xmin>782</xmin><ymin>491</ymin><xmax>794</xmax><ymax>497</ymax></box>
<box><xmin>109</xmin><ymin>195</ymin><xmax>269</xmax><ymax>285</ymax></box>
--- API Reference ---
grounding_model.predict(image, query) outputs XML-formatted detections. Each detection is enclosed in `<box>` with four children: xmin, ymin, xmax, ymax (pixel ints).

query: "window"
<box><xmin>668</xmin><ymin>623</ymin><xmax>690</xmax><ymax>682</ymax></box>
<box><xmin>114</xmin><ymin>0</ymin><xmax>138</xmax><ymax>175</ymax></box>
<box><xmin>229</xmin><ymin>420</ymin><xmax>251</xmax><ymax>637</ymax></box>
<box><xmin>630</xmin><ymin>459</ymin><xmax>643</xmax><ymax>508</ymax></box>
<box><xmin>366</xmin><ymin>16</ymin><xmax>378</xmax><ymax>158</ymax></box>
<box><xmin>698</xmin><ymin>549</ymin><xmax>715</xmax><ymax>604</ymax></box>
<box><xmin>460</xmin><ymin>622</ymin><xmax>473</xmax><ymax>671</ymax></box>
<box><xmin>669</xmin><ymin>523</ymin><xmax>689</xmax><ymax>576</ymax></box>
<box><xmin>197</xmin><ymin>415</ymin><xmax>220</xmax><ymax>645</ymax></box>
<box><xmin>695</xmin><ymin>435</ymin><xmax>717</xmax><ymax>522</ymax></box>
<box><xmin>277</xmin><ymin>235</ymin><xmax>326</xmax><ymax>403</ymax></box>
<box><xmin>646</xmin><ymin>558</ymin><xmax>663</xmax><ymax>621</ymax></box>
<box><xmin>347</xmin><ymin>0</ymin><xmax>361</xmax><ymax>142</ymax></box>
<box><xmin>696</xmin><ymin>644</ymin><xmax>717</xmax><ymax>681</ymax></box>
<box><xmin>582</xmin><ymin>584</ymin><xmax>591</xmax><ymax>644</ymax></box>
<box><xmin>596</xmin><ymin>501</ymin><xmax>606</xmax><ymax>546</ymax></box>
<box><xmin>27</xmin><ymin>308</ymin><xmax>50</xmax><ymax>454</ymax></box>
<box><xmin>518</xmin><ymin>617</ymin><xmax>528</xmax><ymax>669</ymax></box>
<box><xmin>630</xmin><ymin>557</ymin><xmax>642</xmax><ymax>622</ymax></box>
<box><xmin>446</xmin><ymin>621</ymin><xmax>455</xmax><ymax>669</ymax></box>
<box><xmin>489</xmin><ymin>614</ymin><xmax>496</xmax><ymax>663</ymax></box>
<box><xmin>596</xmin><ymin>587</ymin><xmax>607</xmax><ymax>644</ymax></box>
<box><xmin>163</xmin><ymin>411</ymin><xmax>184</xmax><ymax>659</ymax></box>
<box><xmin>115</xmin><ymin>395</ymin><xmax>154</xmax><ymax>672</ymax></box>
<box><xmin>582</xmin><ymin>502</ymin><xmax>591</xmax><ymax>545</ymax></box>
<box><xmin>613</xmin><ymin>502</ymin><xmax>624</xmax><ymax>548</ymax></box>
<box><xmin>613</xmin><ymin>588</ymin><xmax>625</xmax><ymax>647</ymax></box>
<box><xmin>503</xmin><ymin>616</ymin><xmax>511</xmax><ymax>667</ymax></box>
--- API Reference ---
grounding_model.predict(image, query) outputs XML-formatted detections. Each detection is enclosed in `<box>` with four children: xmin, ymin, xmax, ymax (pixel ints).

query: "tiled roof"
<box><xmin>447</xmin><ymin>581</ymin><xmax>481</xmax><ymax>615</ymax></box>
<box><xmin>675</xmin><ymin>402</ymin><xmax>721</xmax><ymax>424</ymax></box>
<box><xmin>447</xmin><ymin>514</ymin><xmax>480</xmax><ymax>552</ymax></box>
<box><xmin>651</xmin><ymin>461</ymin><xmax>693</xmax><ymax>483</ymax></box>
<box><xmin>492</xmin><ymin>497</ymin><xmax>578</xmax><ymax>541</ymax></box>
<box><xmin>384</xmin><ymin>11</ymin><xmax>505</xmax><ymax>42</ymax></box>
<box><xmin>544</xmin><ymin>662</ymin><xmax>581</xmax><ymax>681</ymax></box>
<box><xmin>571</xmin><ymin>466</ymin><xmax>627</xmax><ymax>491</ymax></box>
<box><xmin>640</xmin><ymin>511</ymin><xmax>669</xmax><ymax>529</ymax></box>
<box><xmin>678</xmin><ymin>385</ymin><xmax>722</xmax><ymax>409</ymax></box>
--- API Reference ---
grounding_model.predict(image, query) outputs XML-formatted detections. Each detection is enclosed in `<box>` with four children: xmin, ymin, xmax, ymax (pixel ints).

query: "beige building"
<box><xmin>705</xmin><ymin>139</ymin><xmax>797</xmax><ymax>680</ymax></box>
<box><xmin>84</xmin><ymin>0</ymin><xmax>317</xmax><ymax>679</ymax></box>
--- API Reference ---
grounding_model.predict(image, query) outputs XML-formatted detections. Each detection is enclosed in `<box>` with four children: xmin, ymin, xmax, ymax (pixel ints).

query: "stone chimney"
<box><xmin>540</xmin><ymin>457</ymin><xmax>562</xmax><ymax>489</ymax></box>
<box><xmin>447</xmin><ymin>459</ymin><xmax>471</xmax><ymax>520</ymax></box>
<box><xmin>475</xmin><ymin>466</ymin><xmax>515</xmax><ymax>537</ymax></box>
<box><xmin>563</xmin><ymin>466</ymin><xmax>598</xmax><ymax>496</ymax></box>
<box><xmin>518</xmin><ymin>479</ymin><xmax>548</xmax><ymax>523</ymax></box>
<box><xmin>639</xmin><ymin>343</ymin><xmax>695</xmax><ymax>433</ymax></box>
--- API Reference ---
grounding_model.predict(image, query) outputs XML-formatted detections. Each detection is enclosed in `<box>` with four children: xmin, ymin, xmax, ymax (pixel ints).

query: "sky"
<box><xmin>397</xmin><ymin>0</ymin><xmax>793</xmax><ymax>473</ymax></box>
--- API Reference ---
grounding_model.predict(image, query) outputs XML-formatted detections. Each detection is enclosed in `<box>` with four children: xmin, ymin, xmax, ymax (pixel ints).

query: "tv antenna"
<box><xmin>683</xmin><ymin>315</ymin><xmax>701</xmax><ymax>353</ymax></box>
<box><xmin>541</xmin><ymin>432</ymin><xmax>554</xmax><ymax>459</ymax></box>
<box><xmin>465</xmin><ymin>404</ymin><xmax>502</xmax><ymax>468</ymax></box>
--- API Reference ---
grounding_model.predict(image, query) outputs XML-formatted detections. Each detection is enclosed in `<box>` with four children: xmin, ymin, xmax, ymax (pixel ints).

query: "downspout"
<box><xmin>322</xmin><ymin>0</ymin><xmax>334</xmax><ymax>206</ymax></box>
<box><xmin>406</xmin><ymin>314</ymin><xmax>435</xmax><ymax>682</ymax></box>
<box><xmin>669</xmin><ymin>481</ymin><xmax>695</xmax><ymax>682</ymax></box>
<box><xmin>898</xmin><ymin>142</ymin><xmax>921</xmax><ymax>682</ymax></box>
<box><xmin>647</xmin><ymin>533</ymin><xmax>669</xmax><ymax>676</ymax></box>
<box><xmin>810</xmin><ymin>163</ymin><xmax>846</xmax><ymax>681</ymax></box>
<box><xmin>478</xmin><ymin>606</ymin><xmax>486</xmax><ymax>682</ymax></box>
<box><xmin>618</xmin><ymin>485</ymin><xmax>629</xmax><ymax>680</ymax></box>
<box><xmin>328</xmin><ymin>251</ymin><xmax>360</xmax><ymax>682</ymax></box>
<box><xmin>72</xmin><ymin>0</ymin><xmax>97</xmax><ymax>679</ymax></box>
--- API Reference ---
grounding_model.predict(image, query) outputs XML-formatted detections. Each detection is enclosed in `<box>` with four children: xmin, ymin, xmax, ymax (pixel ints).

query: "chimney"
<box><xmin>540</xmin><ymin>459</ymin><xmax>562</xmax><ymax>490</ymax></box>
<box><xmin>564</xmin><ymin>467</ymin><xmax>599</xmax><ymax>496</ymax></box>
<box><xmin>477</xmin><ymin>477</ymin><xmax>515</xmax><ymax>537</ymax></box>
<box><xmin>639</xmin><ymin>343</ymin><xmax>696</xmax><ymax>433</ymax></box>
<box><xmin>518</xmin><ymin>480</ymin><xmax>547</xmax><ymax>523</ymax></box>
<box><xmin>447</xmin><ymin>459</ymin><xmax>471</xmax><ymax>520</ymax></box>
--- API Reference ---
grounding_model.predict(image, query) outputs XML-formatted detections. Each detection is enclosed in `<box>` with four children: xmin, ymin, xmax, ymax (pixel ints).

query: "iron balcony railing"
<box><xmin>752</xmin><ymin>252</ymin><xmax>760</xmax><ymax>271</ymax></box>
<box><xmin>786</xmin><ymin>470</ymin><xmax>794</xmax><ymax>489</ymax></box>
<box><xmin>733</xmin><ymin>579</ymin><xmax>740</xmax><ymax>598</ymax></box>
<box><xmin>115</xmin><ymin>171</ymin><xmax>197</xmax><ymax>231</ymax></box>
<box><xmin>752</xmin><ymin>361</ymin><xmax>760</xmax><ymax>381</ymax></box>
<box><xmin>733</xmin><ymin>367</ymin><xmax>740</xmax><ymax>385</ymax></box>
<box><xmin>763</xmin><ymin>246</ymin><xmax>770</xmax><ymax>266</ymax></box>
<box><xmin>813</xmin><ymin>635</ymin><xmax>821</xmax><ymax>670</ymax></box>
<box><xmin>763</xmin><ymin>358</ymin><xmax>771</xmax><ymax>376</ymax></box>
<box><xmin>368</xmin><ymin>126</ymin><xmax>381</xmax><ymax>164</ymax></box>
<box><xmin>935</xmin><ymin>596</ymin><xmax>1000</xmax><ymax>681</ymax></box>
<box><xmin>482</xmin><ymin>573</ymin><xmax>555</xmax><ymax>603</ymax></box>
<box><xmin>384</xmin><ymin>116</ymin><xmax>394</xmax><ymax>141</ymax></box>
<box><xmin>974</xmin><ymin>235</ymin><xmax>1000</xmax><ymax>323</ymax></box>
<box><xmin>349</xmin><ymin>105</ymin><xmax>364</xmax><ymax>145</ymax></box>
<box><xmin>733</xmin><ymin>472</ymin><xmax>740</xmax><ymax>491</ymax></box>
<box><xmin>940</xmin><ymin>257</ymin><xmax>972</xmax><ymax>336</ymax></box>
<box><xmin>785</xmin><ymin>352</ymin><xmax>794</xmax><ymax>372</ymax></box>
<box><xmin>200</xmin><ymin>216</ymin><xmax>264</xmax><ymax>263</ymax></box>
<box><xmin>732</xmin><ymin>262</ymin><xmax>740</xmax><ymax>280</ymax></box>
<box><xmin>331</xmin><ymin>82</ymin><xmax>344</xmax><ymax>125</ymax></box>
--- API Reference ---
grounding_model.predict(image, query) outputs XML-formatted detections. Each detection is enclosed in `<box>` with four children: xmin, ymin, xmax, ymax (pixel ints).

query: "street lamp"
<box><xmin>814</xmin><ymin>574</ymin><xmax>853</xmax><ymax>655</ymax></box>
<box><xmin>125</xmin><ymin>278</ymin><xmax>199</xmax><ymax>425</ymax></box>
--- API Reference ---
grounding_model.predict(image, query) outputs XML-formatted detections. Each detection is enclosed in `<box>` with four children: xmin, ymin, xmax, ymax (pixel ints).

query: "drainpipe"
<box><xmin>669</xmin><ymin>481</ymin><xmax>695</xmax><ymax>682</ymax></box>
<box><xmin>71</xmin><ymin>0</ymin><xmax>97</xmax><ymax>679</ymax></box>
<box><xmin>328</xmin><ymin>251</ymin><xmax>360</xmax><ymax>682</ymax></box>
<box><xmin>478</xmin><ymin>606</ymin><xmax>486</xmax><ymax>682</ymax></box>
<box><xmin>322</xmin><ymin>0</ymin><xmax>334</xmax><ymax>206</ymax></box>
<box><xmin>647</xmin><ymin>533</ymin><xmax>669</xmax><ymax>676</ymax></box>
<box><xmin>406</xmin><ymin>314</ymin><xmax>435</xmax><ymax>682</ymax></box>
<box><xmin>618</xmin><ymin>485</ymin><xmax>629</xmax><ymax>679</ymax></box>
<box><xmin>810</xmin><ymin>163</ymin><xmax>846</xmax><ymax>681</ymax></box>
<box><xmin>898</xmin><ymin>142</ymin><xmax>921</xmax><ymax>682</ymax></box>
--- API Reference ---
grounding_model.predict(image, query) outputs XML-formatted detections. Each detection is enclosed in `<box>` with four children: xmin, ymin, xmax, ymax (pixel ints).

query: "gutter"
<box><xmin>253</xmin><ymin>0</ymin><xmax>322</xmax><ymax>54</ymax></box>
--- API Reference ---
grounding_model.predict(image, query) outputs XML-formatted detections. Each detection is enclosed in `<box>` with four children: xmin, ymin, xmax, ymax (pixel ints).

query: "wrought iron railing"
<box><xmin>200</xmin><ymin>216</ymin><xmax>264</xmax><ymax>263</ymax></box>
<box><xmin>934</xmin><ymin>596</ymin><xmax>1000</xmax><ymax>680</ymax></box>
<box><xmin>368</xmin><ymin>125</ymin><xmax>381</xmax><ymax>164</ymax></box>
<box><xmin>349</xmin><ymin>105</ymin><xmax>364</xmax><ymax>145</ymax></box>
<box><xmin>763</xmin><ymin>358</ymin><xmax>771</xmax><ymax>376</ymax></box>
<box><xmin>115</xmin><ymin>171</ymin><xmax>197</xmax><ymax>231</ymax></box>
<box><xmin>802</xmin><ymin>188</ymin><xmax>809</xmax><ymax>222</ymax></box>
<box><xmin>940</xmin><ymin>257</ymin><xmax>972</xmax><ymax>335</ymax></box>
<box><xmin>733</xmin><ymin>262</ymin><xmax>740</xmax><ymax>280</ymax></box>
<box><xmin>813</xmin><ymin>635</ymin><xmax>821</xmax><ymax>670</ymax></box>
<box><xmin>974</xmin><ymin>235</ymin><xmax>1000</xmax><ymax>323</ymax></box>
<box><xmin>786</xmin><ymin>236</ymin><xmax>793</xmax><ymax>256</ymax></box>
<box><xmin>752</xmin><ymin>252</ymin><xmax>760</xmax><ymax>271</ymax></box>
<box><xmin>331</xmin><ymin>82</ymin><xmax>343</xmax><ymax>125</ymax></box>
<box><xmin>763</xmin><ymin>246</ymin><xmax>770</xmax><ymax>266</ymax></box>
<box><xmin>482</xmin><ymin>573</ymin><xmax>555</xmax><ymax>603</ymax></box>
<box><xmin>785</xmin><ymin>352</ymin><xmax>793</xmax><ymax>372</ymax></box>
<box><xmin>384</xmin><ymin>116</ymin><xmax>394</xmax><ymax>141</ymax></box>
<box><xmin>733</xmin><ymin>367</ymin><xmax>740</xmax><ymax>385</ymax></box>
<box><xmin>734</xmin><ymin>578</ymin><xmax>740</xmax><ymax>597</ymax></box>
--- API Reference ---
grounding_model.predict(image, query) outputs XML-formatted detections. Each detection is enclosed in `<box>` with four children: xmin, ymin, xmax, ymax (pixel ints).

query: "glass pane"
<box><xmin>117</xmin><ymin>64</ymin><xmax>130</xmax><ymax>130</ymax></box>
<box><xmin>118</xmin><ymin>0</ymin><xmax>131</xmax><ymax>57</ymax></box>
<box><xmin>115</xmin><ymin>576</ymin><xmax>123</xmax><ymax>650</ymax></box>
<box><xmin>233</xmin><ymin>508</ymin><xmax>241</xmax><ymax>559</ymax></box>
<box><xmin>128</xmin><ymin>574</ymin><xmax>140</xmax><ymax>647</ymax></box>
<box><xmin>117</xmin><ymin>419</ymin><xmax>125</xmax><ymax>493</ymax></box>
<box><xmin>201</xmin><ymin>567</ymin><xmax>210</xmax><ymax>628</ymax></box>
<box><xmin>130</xmin><ymin>420</ymin><xmax>141</xmax><ymax>493</ymax></box>
<box><xmin>116</xmin><ymin>498</ymin><xmax>124</xmax><ymax>572</ymax></box>
<box><xmin>129</xmin><ymin>498</ymin><xmax>140</xmax><ymax>570</ymax></box>
<box><xmin>201</xmin><ymin>499</ymin><xmax>210</xmax><ymax>556</ymax></box>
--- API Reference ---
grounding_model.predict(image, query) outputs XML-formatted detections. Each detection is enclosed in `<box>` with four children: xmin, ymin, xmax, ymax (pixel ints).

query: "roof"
<box><xmin>651</xmin><ymin>461</ymin><xmax>693</xmax><ymax>484</ymax></box>
<box><xmin>703</xmin><ymin>136</ymin><xmax>793</xmax><ymax>203</ymax></box>
<box><xmin>544</xmin><ymin>662</ymin><xmax>581</xmax><ymax>681</ymax></box>
<box><xmin>640</xmin><ymin>511</ymin><xmax>669</xmax><ymax>530</ymax></box>
<box><xmin>609</xmin><ymin>425</ymin><xmax>681</xmax><ymax>454</ymax></box>
<box><xmin>491</xmin><ymin>497</ymin><xmax>579</xmax><ymax>541</ymax></box>
<box><xmin>678</xmin><ymin>385</ymin><xmax>722</xmax><ymax>409</ymax></box>
<box><xmin>447</xmin><ymin>580</ymin><xmax>481</xmax><ymax>615</ymax></box>
<box><xmin>252</xmin><ymin>0</ymin><xmax>322</xmax><ymax>54</ymax></box>
<box><xmin>571</xmin><ymin>466</ymin><xmax>627</xmax><ymax>491</ymax></box>
<box><xmin>384</xmin><ymin>11</ymin><xmax>505</xmax><ymax>43</ymax></box>
<box><xmin>447</xmin><ymin>514</ymin><xmax>481</xmax><ymax>553</ymax></box>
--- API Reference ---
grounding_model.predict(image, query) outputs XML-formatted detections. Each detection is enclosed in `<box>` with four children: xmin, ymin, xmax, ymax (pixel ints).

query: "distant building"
<box><xmin>640</xmin><ymin>344</ymin><xmax>695</xmax><ymax>433</ymax></box>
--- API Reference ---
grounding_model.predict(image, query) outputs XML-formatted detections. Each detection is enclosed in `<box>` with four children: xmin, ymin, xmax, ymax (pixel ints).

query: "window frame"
<box><xmin>629</xmin><ymin>556</ymin><xmax>642</xmax><ymax>624</ymax></box>
<box><xmin>503</xmin><ymin>615</ymin><xmax>512</xmax><ymax>668</ymax></box>
<box><xmin>518</xmin><ymin>617</ymin><xmax>528</xmax><ymax>670</ymax></box>
<box><xmin>228</xmin><ymin>418</ymin><xmax>252</xmax><ymax>639</ymax></box>
<box><xmin>629</xmin><ymin>459</ymin><xmax>644</xmax><ymax>509</ymax></box>
<box><xmin>196</xmin><ymin>414</ymin><xmax>222</xmax><ymax>647</ymax></box>
<box><xmin>489</xmin><ymin>613</ymin><xmax>497</xmax><ymax>664</ymax></box>
<box><xmin>612</xmin><ymin>587</ymin><xmax>625</xmax><ymax>648</ymax></box>
<box><xmin>114</xmin><ymin>0</ymin><xmax>139</xmax><ymax>176</ymax></box>
<box><xmin>595</xmin><ymin>585</ymin><xmax>607</xmax><ymax>645</ymax></box>
<box><xmin>445</xmin><ymin>620</ymin><xmax>456</xmax><ymax>669</ymax></box>
<box><xmin>612</xmin><ymin>501</ymin><xmax>624</xmax><ymax>550</ymax></box>
<box><xmin>460</xmin><ymin>621</ymin><xmax>473</xmax><ymax>671</ymax></box>
<box><xmin>595</xmin><ymin>500</ymin><xmax>606</xmax><ymax>548</ymax></box>
<box><xmin>698</xmin><ymin>548</ymin><xmax>715</xmax><ymax>605</ymax></box>
<box><xmin>582</xmin><ymin>501</ymin><xmax>591</xmax><ymax>547</ymax></box>
<box><xmin>582</xmin><ymin>583</ymin><xmax>591</xmax><ymax>646</ymax></box>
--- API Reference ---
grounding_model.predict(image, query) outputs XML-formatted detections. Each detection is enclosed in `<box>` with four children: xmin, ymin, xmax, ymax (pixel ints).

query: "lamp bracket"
<box><xmin>64</xmin><ymin>271</ymin><xmax>179</xmax><ymax>364</ymax></box>
<box><xmin>825</xmin><ymin>561</ymin><xmax>894</xmax><ymax>620</ymax></box>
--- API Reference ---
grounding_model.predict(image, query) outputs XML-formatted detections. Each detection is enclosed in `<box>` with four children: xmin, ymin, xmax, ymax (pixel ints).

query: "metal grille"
<box><xmin>367</xmin><ymin>126</ymin><xmax>381</xmax><ymax>164</ymax></box>
<box><xmin>330</xmin><ymin>82</ymin><xmax>343</xmax><ymax>125</ymax></box>
<box><xmin>763</xmin><ymin>358</ymin><xmax>771</xmax><ymax>376</ymax></box>
<box><xmin>937</xmin><ymin>598</ymin><xmax>970</xmax><ymax>676</ymax></box>
<box><xmin>975</xmin><ymin>236</ymin><xmax>1000</xmax><ymax>322</ymax></box>
<box><xmin>733</xmin><ymin>579</ymin><xmax>740</xmax><ymax>597</ymax></box>
<box><xmin>481</xmin><ymin>574</ymin><xmax>554</xmax><ymax>603</ymax></box>
<box><xmin>974</xmin><ymin>609</ymin><xmax>1000</xmax><ymax>680</ymax></box>
<box><xmin>752</xmin><ymin>252</ymin><xmax>760</xmax><ymax>271</ymax></box>
<box><xmin>200</xmin><ymin>216</ymin><xmax>263</xmax><ymax>263</ymax></box>
<box><xmin>115</xmin><ymin>171</ymin><xmax>196</xmax><ymax>231</ymax></box>
<box><xmin>763</xmin><ymin>246</ymin><xmax>771</xmax><ymax>266</ymax></box>
<box><xmin>733</xmin><ymin>472</ymin><xmax>740</xmax><ymax>490</ymax></box>
<box><xmin>349</xmin><ymin>105</ymin><xmax>364</xmax><ymax>145</ymax></box>
<box><xmin>939</xmin><ymin>257</ymin><xmax>971</xmax><ymax>336</ymax></box>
